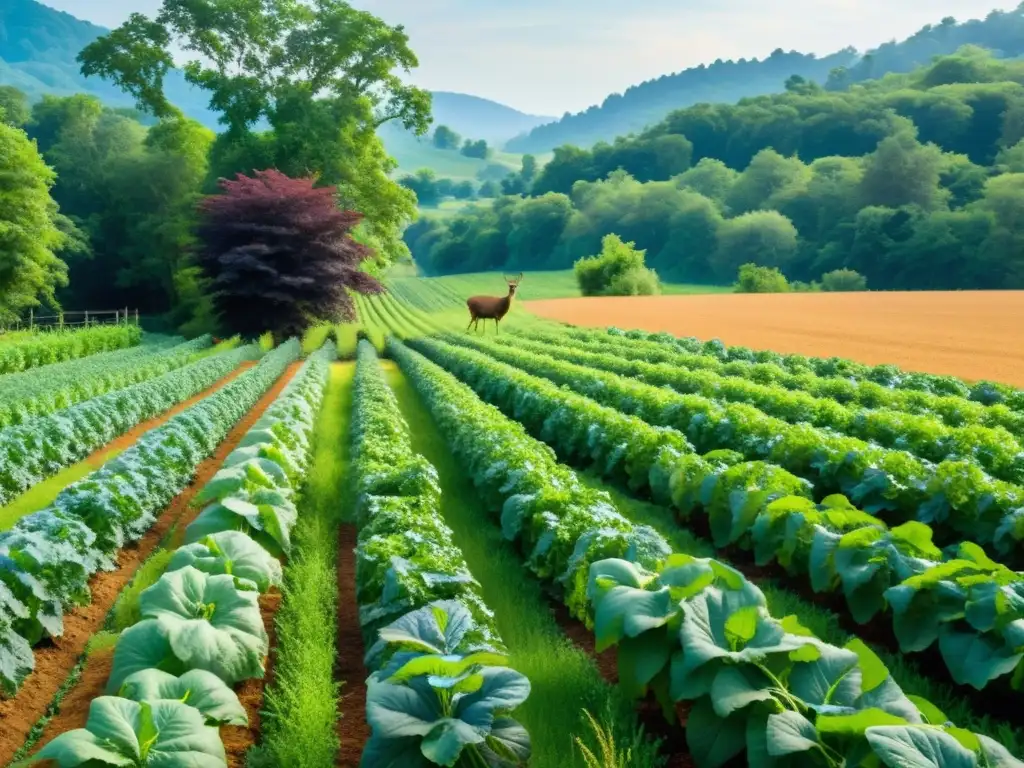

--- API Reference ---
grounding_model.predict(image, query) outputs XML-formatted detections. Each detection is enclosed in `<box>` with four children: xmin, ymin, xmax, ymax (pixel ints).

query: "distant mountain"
<box><xmin>506</xmin><ymin>5</ymin><xmax>1024</xmax><ymax>154</ymax></box>
<box><xmin>0</xmin><ymin>0</ymin><xmax>220</xmax><ymax>125</ymax></box>
<box><xmin>427</xmin><ymin>91</ymin><xmax>552</xmax><ymax>144</ymax></box>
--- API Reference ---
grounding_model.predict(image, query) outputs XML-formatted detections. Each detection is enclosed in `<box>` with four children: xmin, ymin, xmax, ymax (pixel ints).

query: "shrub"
<box><xmin>791</xmin><ymin>280</ymin><xmax>822</xmax><ymax>292</ymax></box>
<box><xmin>734</xmin><ymin>263</ymin><xmax>790</xmax><ymax>293</ymax></box>
<box><xmin>575</xmin><ymin>234</ymin><xmax>661</xmax><ymax>296</ymax></box>
<box><xmin>821</xmin><ymin>268</ymin><xmax>868</xmax><ymax>291</ymax></box>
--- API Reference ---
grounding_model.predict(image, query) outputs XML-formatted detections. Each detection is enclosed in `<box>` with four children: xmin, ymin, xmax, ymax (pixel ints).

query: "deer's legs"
<box><xmin>467</xmin><ymin>316</ymin><xmax>476</xmax><ymax>332</ymax></box>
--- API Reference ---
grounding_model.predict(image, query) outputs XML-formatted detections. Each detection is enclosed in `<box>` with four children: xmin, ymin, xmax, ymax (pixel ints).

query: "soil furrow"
<box><xmin>334</xmin><ymin>523</ymin><xmax>370</xmax><ymax>768</ymax></box>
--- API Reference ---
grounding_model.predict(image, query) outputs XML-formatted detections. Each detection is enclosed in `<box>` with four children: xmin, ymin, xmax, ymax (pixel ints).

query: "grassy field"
<box><xmin>8</xmin><ymin>283</ymin><xmax>1024</xmax><ymax>767</ymax></box>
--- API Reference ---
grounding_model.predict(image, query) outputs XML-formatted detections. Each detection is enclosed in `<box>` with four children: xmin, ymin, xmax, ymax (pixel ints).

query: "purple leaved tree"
<box><xmin>195</xmin><ymin>169</ymin><xmax>383</xmax><ymax>339</ymax></box>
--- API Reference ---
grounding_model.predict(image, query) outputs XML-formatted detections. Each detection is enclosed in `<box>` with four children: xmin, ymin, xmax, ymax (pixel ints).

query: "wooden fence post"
<box><xmin>29</xmin><ymin>308</ymin><xmax>33</xmax><ymax>330</ymax></box>
<box><xmin>84</xmin><ymin>310</ymin><xmax>89</xmax><ymax>327</ymax></box>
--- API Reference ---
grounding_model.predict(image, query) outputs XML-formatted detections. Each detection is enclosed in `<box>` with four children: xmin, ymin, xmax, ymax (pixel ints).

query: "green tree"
<box><xmin>0</xmin><ymin>124</ymin><xmax>69</xmax><ymax>322</ymax></box>
<box><xmin>574</xmin><ymin>234</ymin><xmax>660</xmax><ymax>296</ymax></box>
<box><xmin>725</xmin><ymin>149</ymin><xmax>810</xmax><ymax>215</ymax></box>
<box><xmin>79</xmin><ymin>0</ymin><xmax>430</xmax><ymax>272</ymax></box>
<box><xmin>433</xmin><ymin>125</ymin><xmax>461</xmax><ymax>150</ymax></box>
<box><xmin>820</xmin><ymin>268</ymin><xmax>868</xmax><ymax>291</ymax></box>
<box><xmin>859</xmin><ymin>126</ymin><xmax>949</xmax><ymax>210</ymax></box>
<box><xmin>674</xmin><ymin>158</ymin><xmax>739</xmax><ymax>205</ymax></box>
<box><xmin>713</xmin><ymin>210</ymin><xmax>799</xmax><ymax>280</ymax></box>
<box><xmin>735</xmin><ymin>263</ymin><xmax>790</xmax><ymax>293</ymax></box>
<box><xmin>398</xmin><ymin>168</ymin><xmax>440</xmax><ymax>207</ymax></box>
<box><xmin>461</xmin><ymin>139</ymin><xmax>490</xmax><ymax>159</ymax></box>
<box><xmin>0</xmin><ymin>86</ymin><xmax>30</xmax><ymax>127</ymax></box>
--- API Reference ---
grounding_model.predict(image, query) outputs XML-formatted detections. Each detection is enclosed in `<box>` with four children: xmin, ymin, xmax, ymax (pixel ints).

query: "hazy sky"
<box><xmin>42</xmin><ymin>0</ymin><xmax>1018</xmax><ymax>116</ymax></box>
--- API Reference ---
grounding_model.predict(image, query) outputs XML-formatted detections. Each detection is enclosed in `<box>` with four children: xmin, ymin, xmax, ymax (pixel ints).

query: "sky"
<box><xmin>41</xmin><ymin>0</ymin><xmax>1019</xmax><ymax>116</ymax></box>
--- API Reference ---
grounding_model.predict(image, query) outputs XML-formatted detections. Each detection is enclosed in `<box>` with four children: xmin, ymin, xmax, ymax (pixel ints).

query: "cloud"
<box><xmin>38</xmin><ymin>0</ymin><xmax>1018</xmax><ymax>115</ymax></box>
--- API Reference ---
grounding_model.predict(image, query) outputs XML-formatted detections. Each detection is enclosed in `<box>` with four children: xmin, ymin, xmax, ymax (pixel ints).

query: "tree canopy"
<box><xmin>0</xmin><ymin>124</ymin><xmax>70</xmax><ymax>323</ymax></box>
<box><xmin>195</xmin><ymin>169</ymin><xmax>382</xmax><ymax>338</ymax></box>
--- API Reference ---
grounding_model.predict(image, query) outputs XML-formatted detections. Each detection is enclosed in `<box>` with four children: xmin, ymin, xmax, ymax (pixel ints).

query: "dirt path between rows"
<box><xmin>3</xmin><ymin>361</ymin><xmax>301</xmax><ymax>765</ymax></box>
<box><xmin>334</xmin><ymin>523</ymin><xmax>370</xmax><ymax>767</ymax></box>
<box><xmin>526</xmin><ymin>291</ymin><xmax>1024</xmax><ymax>386</ymax></box>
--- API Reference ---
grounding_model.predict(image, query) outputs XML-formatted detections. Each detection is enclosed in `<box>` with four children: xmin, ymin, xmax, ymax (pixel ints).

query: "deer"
<box><xmin>466</xmin><ymin>273</ymin><xmax>523</xmax><ymax>334</ymax></box>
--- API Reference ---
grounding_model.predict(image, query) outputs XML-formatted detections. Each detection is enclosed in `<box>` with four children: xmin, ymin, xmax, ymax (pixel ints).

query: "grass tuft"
<box><xmin>110</xmin><ymin>549</ymin><xmax>174</xmax><ymax>632</ymax></box>
<box><xmin>254</xmin><ymin>361</ymin><xmax>355</xmax><ymax>768</ymax></box>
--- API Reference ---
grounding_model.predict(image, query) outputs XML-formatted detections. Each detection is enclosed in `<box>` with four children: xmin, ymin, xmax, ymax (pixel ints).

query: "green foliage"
<box><xmin>0</xmin><ymin>122</ymin><xmax>70</xmax><ymax>323</ymax></box>
<box><xmin>821</xmin><ymin>268</ymin><xmax>868</xmax><ymax>291</ymax></box>
<box><xmin>415</xmin><ymin>49</ymin><xmax>1024</xmax><ymax>290</ymax></box>
<box><xmin>0</xmin><ymin>85</ymin><xmax>29</xmax><ymax>127</ymax></box>
<box><xmin>575</xmin><ymin>234</ymin><xmax>661</xmax><ymax>297</ymax></box>
<box><xmin>461</xmin><ymin>138</ymin><xmax>490</xmax><ymax>159</ymax></box>
<box><xmin>734</xmin><ymin>263</ymin><xmax>790</xmax><ymax>293</ymax></box>
<box><xmin>432</xmin><ymin>125</ymin><xmax>461</xmax><ymax>150</ymax></box>
<box><xmin>111</xmin><ymin>549</ymin><xmax>174</xmax><ymax>632</ymax></box>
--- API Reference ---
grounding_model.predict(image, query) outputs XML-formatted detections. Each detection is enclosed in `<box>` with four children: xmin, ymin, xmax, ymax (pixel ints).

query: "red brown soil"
<box><xmin>1</xmin><ymin>361</ymin><xmax>301</xmax><ymax>765</ymax></box>
<box><xmin>222</xmin><ymin>592</ymin><xmax>282</xmax><ymax>766</ymax></box>
<box><xmin>335</xmin><ymin>523</ymin><xmax>370</xmax><ymax>767</ymax></box>
<box><xmin>552</xmin><ymin>601</ymin><xmax>695</xmax><ymax>768</ymax></box>
<box><xmin>526</xmin><ymin>291</ymin><xmax>1024</xmax><ymax>386</ymax></box>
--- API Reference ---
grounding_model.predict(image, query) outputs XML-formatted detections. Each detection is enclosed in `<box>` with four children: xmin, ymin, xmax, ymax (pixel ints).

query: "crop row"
<box><xmin>499</xmin><ymin>333</ymin><xmax>1024</xmax><ymax>485</ymax></box>
<box><xmin>407</xmin><ymin>336</ymin><xmax>1024</xmax><ymax>692</ymax></box>
<box><xmin>0</xmin><ymin>343</ymin><xmax>260</xmax><ymax>507</ymax></box>
<box><xmin>390</xmin><ymin>336</ymin><xmax>1021</xmax><ymax>767</ymax></box>
<box><xmin>0</xmin><ymin>340</ymin><xmax>300</xmax><ymax>696</ymax></box>
<box><xmin>0</xmin><ymin>324</ymin><xmax>144</xmax><ymax>375</ymax></box>
<box><xmin>442</xmin><ymin>332</ymin><xmax>1024</xmax><ymax>558</ymax></box>
<box><xmin>522</xmin><ymin>326</ymin><xmax>1024</xmax><ymax>436</ymax></box>
<box><xmin>606</xmin><ymin>325</ymin><xmax>1023</xmax><ymax>405</ymax></box>
<box><xmin>350</xmin><ymin>339</ymin><xmax>532</xmax><ymax>766</ymax></box>
<box><xmin>29</xmin><ymin>338</ymin><xmax>330</xmax><ymax>765</ymax></box>
<box><xmin>0</xmin><ymin>335</ymin><xmax>212</xmax><ymax>429</ymax></box>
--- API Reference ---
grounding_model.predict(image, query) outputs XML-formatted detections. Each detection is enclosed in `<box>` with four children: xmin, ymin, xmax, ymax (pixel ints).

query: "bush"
<box><xmin>734</xmin><ymin>263</ymin><xmax>790</xmax><ymax>293</ymax></box>
<box><xmin>791</xmin><ymin>280</ymin><xmax>822</xmax><ymax>292</ymax></box>
<box><xmin>575</xmin><ymin>234</ymin><xmax>661</xmax><ymax>296</ymax></box>
<box><xmin>821</xmin><ymin>268</ymin><xmax>868</xmax><ymax>291</ymax></box>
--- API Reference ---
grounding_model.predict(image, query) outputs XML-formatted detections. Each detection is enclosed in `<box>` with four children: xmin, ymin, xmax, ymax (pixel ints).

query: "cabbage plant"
<box><xmin>362</xmin><ymin>602</ymin><xmax>531</xmax><ymax>767</ymax></box>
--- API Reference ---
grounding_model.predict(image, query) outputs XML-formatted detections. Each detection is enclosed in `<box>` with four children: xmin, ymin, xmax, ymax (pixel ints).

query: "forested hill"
<box><xmin>0</xmin><ymin>0</ymin><xmax>219</xmax><ymax>125</ymax></box>
<box><xmin>505</xmin><ymin>5</ymin><xmax>1024</xmax><ymax>154</ymax></box>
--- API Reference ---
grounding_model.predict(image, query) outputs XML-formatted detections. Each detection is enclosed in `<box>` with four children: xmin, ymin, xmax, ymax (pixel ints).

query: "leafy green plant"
<box><xmin>168</xmin><ymin>530</ymin><xmax>283</xmax><ymax>593</ymax></box>
<box><xmin>821</xmin><ymin>268</ymin><xmax>868</xmax><ymax>291</ymax></box>
<box><xmin>116</xmin><ymin>667</ymin><xmax>248</xmax><ymax>725</ymax></box>
<box><xmin>23</xmin><ymin>696</ymin><xmax>226</xmax><ymax>766</ymax></box>
<box><xmin>363</xmin><ymin>602</ymin><xmax>531</xmax><ymax>767</ymax></box>
<box><xmin>734</xmin><ymin>263</ymin><xmax>790</xmax><ymax>293</ymax></box>
<box><xmin>575</xmin><ymin>234</ymin><xmax>660</xmax><ymax>297</ymax></box>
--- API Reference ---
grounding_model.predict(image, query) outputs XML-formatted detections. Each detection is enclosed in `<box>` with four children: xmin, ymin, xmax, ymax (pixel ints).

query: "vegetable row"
<box><xmin>350</xmin><ymin>339</ymin><xmax>532</xmax><ymax>767</ymax></box>
<box><xmin>500</xmin><ymin>332</ymin><xmax>1024</xmax><ymax>485</ymax></box>
<box><xmin>0</xmin><ymin>335</ymin><xmax>211</xmax><ymax>429</ymax></box>
<box><xmin>520</xmin><ymin>326</ymin><xmax>1024</xmax><ymax>435</ymax></box>
<box><xmin>607</xmin><ymin>324</ymin><xmax>1023</xmax><ymax>406</ymax></box>
<box><xmin>0</xmin><ymin>339</ymin><xmax>300</xmax><ymax>697</ymax></box>
<box><xmin>390</xmin><ymin>337</ymin><xmax>1021</xmax><ymax>767</ymax></box>
<box><xmin>25</xmin><ymin>338</ymin><xmax>330</xmax><ymax>767</ymax></box>
<box><xmin>0</xmin><ymin>324</ymin><xmax>143</xmax><ymax>375</ymax></box>
<box><xmin>0</xmin><ymin>342</ymin><xmax>260</xmax><ymax>507</ymax></box>
<box><xmin>441</xmin><ymin>333</ymin><xmax>1024</xmax><ymax>558</ymax></box>
<box><xmin>410</xmin><ymin>335</ymin><xmax>1024</xmax><ymax>692</ymax></box>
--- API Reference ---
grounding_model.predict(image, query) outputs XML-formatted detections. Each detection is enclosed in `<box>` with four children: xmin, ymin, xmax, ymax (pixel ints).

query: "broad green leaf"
<box><xmin>32</xmin><ymin>697</ymin><xmax>226</xmax><ymax>767</ymax></box>
<box><xmin>938</xmin><ymin>628</ymin><xmax>1023</xmax><ymax>689</ymax></box>
<box><xmin>865</xmin><ymin>725</ymin><xmax>975</xmax><ymax>768</ymax></box>
<box><xmin>766</xmin><ymin>710</ymin><xmax>819</xmax><ymax>757</ymax></box>
<box><xmin>907</xmin><ymin>695</ymin><xmax>948</xmax><ymax>726</ymax></box>
<box><xmin>420</xmin><ymin>718</ymin><xmax>484</xmax><ymax>764</ymax></box>
<box><xmin>166</xmin><ymin>531</ymin><xmax>282</xmax><ymax>593</ymax></box>
<box><xmin>117</xmin><ymin>668</ymin><xmax>247</xmax><ymax>726</ymax></box>
<box><xmin>685</xmin><ymin>697</ymin><xmax>746</xmax><ymax>768</ymax></box>
<box><xmin>789</xmin><ymin>643</ymin><xmax>861</xmax><ymax>710</ymax></box>
<box><xmin>817</xmin><ymin>708</ymin><xmax>908</xmax><ymax>737</ymax></box>
<box><xmin>709</xmin><ymin>666</ymin><xmax>774</xmax><ymax>717</ymax></box>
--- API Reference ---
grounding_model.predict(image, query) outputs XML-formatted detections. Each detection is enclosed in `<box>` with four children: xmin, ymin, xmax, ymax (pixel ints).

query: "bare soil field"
<box><xmin>525</xmin><ymin>291</ymin><xmax>1024</xmax><ymax>386</ymax></box>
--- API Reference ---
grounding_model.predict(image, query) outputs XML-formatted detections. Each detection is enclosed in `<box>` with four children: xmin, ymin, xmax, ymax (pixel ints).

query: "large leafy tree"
<box><xmin>195</xmin><ymin>169</ymin><xmax>382</xmax><ymax>338</ymax></box>
<box><xmin>79</xmin><ymin>0</ymin><xmax>431</xmax><ymax>266</ymax></box>
<box><xmin>0</xmin><ymin>124</ymin><xmax>70</xmax><ymax>323</ymax></box>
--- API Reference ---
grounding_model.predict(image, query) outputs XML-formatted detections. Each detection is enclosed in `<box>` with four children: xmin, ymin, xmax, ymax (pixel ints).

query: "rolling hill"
<box><xmin>505</xmin><ymin>5</ymin><xmax>1024</xmax><ymax>154</ymax></box>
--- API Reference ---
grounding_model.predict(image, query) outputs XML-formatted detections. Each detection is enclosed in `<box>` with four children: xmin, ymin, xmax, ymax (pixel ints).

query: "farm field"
<box><xmin>4</xmin><ymin>292</ymin><xmax>1024</xmax><ymax>768</ymax></box>
<box><xmin>526</xmin><ymin>291</ymin><xmax>1024</xmax><ymax>386</ymax></box>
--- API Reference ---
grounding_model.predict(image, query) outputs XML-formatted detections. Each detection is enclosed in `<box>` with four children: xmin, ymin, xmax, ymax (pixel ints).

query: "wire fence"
<box><xmin>1</xmin><ymin>308</ymin><xmax>140</xmax><ymax>333</ymax></box>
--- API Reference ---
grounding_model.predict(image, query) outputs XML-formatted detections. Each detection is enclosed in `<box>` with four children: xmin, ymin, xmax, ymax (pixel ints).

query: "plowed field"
<box><xmin>525</xmin><ymin>291</ymin><xmax>1024</xmax><ymax>385</ymax></box>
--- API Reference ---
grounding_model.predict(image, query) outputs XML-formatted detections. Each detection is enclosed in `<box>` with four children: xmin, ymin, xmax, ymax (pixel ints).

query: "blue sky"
<box><xmin>42</xmin><ymin>0</ymin><xmax>1016</xmax><ymax>116</ymax></box>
